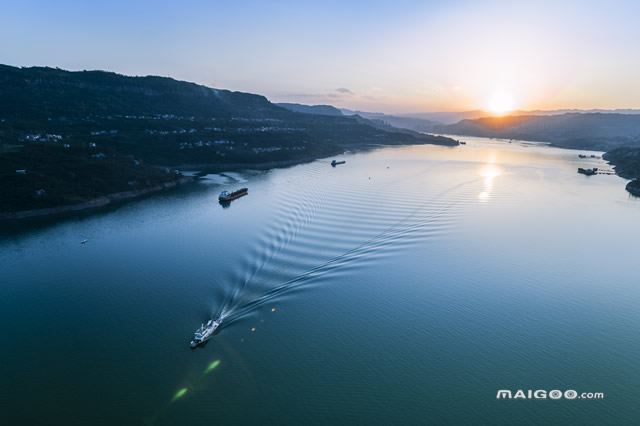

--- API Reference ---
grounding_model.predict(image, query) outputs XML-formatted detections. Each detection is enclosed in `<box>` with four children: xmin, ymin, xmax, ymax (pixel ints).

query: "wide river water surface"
<box><xmin>1</xmin><ymin>137</ymin><xmax>640</xmax><ymax>425</ymax></box>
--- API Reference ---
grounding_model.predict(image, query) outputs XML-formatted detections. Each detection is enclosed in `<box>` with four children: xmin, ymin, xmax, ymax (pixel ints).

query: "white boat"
<box><xmin>190</xmin><ymin>318</ymin><xmax>222</xmax><ymax>348</ymax></box>
<box><xmin>81</xmin><ymin>239</ymin><xmax>88</xmax><ymax>244</ymax></box>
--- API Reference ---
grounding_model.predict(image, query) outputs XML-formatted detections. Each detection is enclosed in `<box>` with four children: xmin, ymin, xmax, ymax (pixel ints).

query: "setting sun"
<box><xmin>487</xmin><ymin>92</ymin><xmax>515</xmax><ymax>115</ymax></box>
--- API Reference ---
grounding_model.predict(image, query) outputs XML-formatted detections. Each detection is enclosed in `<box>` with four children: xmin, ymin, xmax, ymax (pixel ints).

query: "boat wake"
<box><xmin>217</xmin><ymin>174</ymin><xmax>481</xmax><ymax>326</ymax></box>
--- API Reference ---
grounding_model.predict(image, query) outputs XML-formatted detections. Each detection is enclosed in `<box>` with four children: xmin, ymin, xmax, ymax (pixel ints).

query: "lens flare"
<box><xmin>171</xmin><ymin>388</ymin><xmax>188</xmax><ymax>402</ymax></box>
<box><xmin>204</xmin><ymin>360</ymin><xmax>221</xmax><ymax>374</ymax></box>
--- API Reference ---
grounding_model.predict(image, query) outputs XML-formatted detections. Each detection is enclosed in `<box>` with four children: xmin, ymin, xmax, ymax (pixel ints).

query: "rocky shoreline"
<box><xmin>1</xmin><ymin>153</ymin><xmax>335</xmax><ymax>221</ymax></box>
<box><xmin>626</xmin><ymin>180</ymin><xmax>640</xmax><ymax>197</ymax></box>
<box><xmin>0</xmin><ymin>148</ymin><xmax>372</xmax><ymax>221</ymax></box>
<box><xmin>0</xmin><ymin>153</ymin><xmax>337</xmax><ymax>221</ymax></box>
<box><xmin>603</xmin><ymin>147</ymin><xmax>640</xmax><ymax>197</ymax></box>
<box><xmin>0</xmin><ymin>176</ymin><xmax>192</xmax><ymax>220</ymax></box>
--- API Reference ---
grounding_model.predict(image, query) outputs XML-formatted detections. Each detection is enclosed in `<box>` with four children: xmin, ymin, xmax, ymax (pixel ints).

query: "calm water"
<box><xmin>2</xmin><ymin>137</ymin><xmax>639</xmax><ymax>425</ymax></box>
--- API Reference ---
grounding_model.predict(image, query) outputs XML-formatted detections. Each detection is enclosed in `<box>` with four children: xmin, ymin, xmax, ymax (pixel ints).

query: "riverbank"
<box><xmin>170</xmin><ymin>152</ymin><xmax>339</xmax><ymax>174</ymax></box>
<box><xmin>1</xmin><ymin>151</ymin><xmax>337</xmax><ymax>221</ymax></box>
<box><xmin>603</xmin><ymin>147</ymin><xmax>640</xmax><ymax>197</ymax></box>
<box><xmin>0</xmin><ymin>176</ymin><xmax>192</xmax><ymax>220</ymax></box>
<box><xmin>1</xmin><ymin>138</ymin><xmax>458</xmax><ymax>220</ymax></box>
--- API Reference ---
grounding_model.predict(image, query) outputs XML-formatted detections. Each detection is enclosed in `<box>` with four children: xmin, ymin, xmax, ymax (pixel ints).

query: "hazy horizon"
<box><xmin>3</xmin><ymin>0</ymin><xmax>640</xmax><ymax>114</ymax></box>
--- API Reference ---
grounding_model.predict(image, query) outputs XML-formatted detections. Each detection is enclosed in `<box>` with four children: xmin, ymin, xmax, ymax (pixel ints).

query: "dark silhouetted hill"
<box><xmin>443</xmin><ymin>113</ymin><xmax>640</xmax><ymax>150</ymax></box>
<box><xmin>0</xmin><ymin>65</ymin><xmax>456</xmax><ymax>214</ymax></box>
<box><xmin>277</xmin><ymin>103</ymin><xmax>343</xmax><ymax>116</ymax></box>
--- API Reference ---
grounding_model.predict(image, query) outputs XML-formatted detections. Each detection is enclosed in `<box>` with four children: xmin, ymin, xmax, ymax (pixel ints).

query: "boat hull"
<box><xmin>218</xmin><ymin>188</ymin><xmax>248</xmax><ymax>202</ymax></box>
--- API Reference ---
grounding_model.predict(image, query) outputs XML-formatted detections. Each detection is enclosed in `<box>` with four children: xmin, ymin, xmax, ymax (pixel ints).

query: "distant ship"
<box><xmin>578</xmin><ymin>167</ymin><xmax>598</xmax><ymax>176</ymax></box>
<box><xmin>331</xmin><ymin>160</ymin><xmax>346</xmax><ymax>167</ymax></box>
<box><xmin>218</xmin><ymin>188</ymin><xmax>248</xmax><ymax>202</ymax></box>
<box><xmin>190</xmin><ymin>318</ymin><xmax>222</xmax><ymax>348</ymax></box>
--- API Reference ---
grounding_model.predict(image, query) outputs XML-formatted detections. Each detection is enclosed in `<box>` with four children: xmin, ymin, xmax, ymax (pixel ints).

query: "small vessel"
<box><xmin>331</xmin><ymin>160</ymin><xmax>346</xmax><ymax>167</ymax></box>
<box><xmin>578</xmin><ymin>167</ymin><xmax>598</xmax><ymax>176</ymax></box>
<box><xmin>218</xmin><ymin>188</ymin><xmax>248</xmax><ymax>202</ymax></box>
<box><xmin>459</xmin><ymin>141</ymin><xmax>466</xmax><ymax>145</ymax></box>
<box><xmin>190</xmin><ymin>318</ymin><xmax>222</xmax><ymax>348</ymax></box>
<box><xmin>81</xmin><ymin>239</ymin><xmax>88</xmax><ymax>244</ymax></box>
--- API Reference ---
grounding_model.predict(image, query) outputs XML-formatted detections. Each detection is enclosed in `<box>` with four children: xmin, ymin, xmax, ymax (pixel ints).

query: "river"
<box><xmin>1</xmin><ymin>136</ymin><xmax>639</xmax><ymax>425</ymax></box>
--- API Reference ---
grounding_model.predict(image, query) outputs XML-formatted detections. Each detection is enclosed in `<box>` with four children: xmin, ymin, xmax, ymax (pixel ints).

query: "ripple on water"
<box><xmin>219</xmin><ymin>160</ymin><xmax>488</xmax><ymax>323</ymax></box>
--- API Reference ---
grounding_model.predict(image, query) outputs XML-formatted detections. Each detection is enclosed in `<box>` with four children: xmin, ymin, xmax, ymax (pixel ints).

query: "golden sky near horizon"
<box><xmin>2</xmin><ymin>0</ymin><xmax>639</xmax><ymax>113</ymax></box>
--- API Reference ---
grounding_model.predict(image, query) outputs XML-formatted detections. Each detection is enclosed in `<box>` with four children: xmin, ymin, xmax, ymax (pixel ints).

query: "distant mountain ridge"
<box><xmin>340</xmin><ymin>109</ymin><xmax>440</xmax><ymax>132</ymax></box>
<box><xmin>276</xmin><ymin>103</ymin><xmax>343</xmax><ymax>116</ymax></box>
<box><xmin>277</xmin><ymin>103</ymin><xmax>446</xmax><ymax>140</ymax></box>
<box><xmin>340</xmin><ymin>108</ymin><xmax>640</xmax><ymax>133</ymax></box>
<box><xmin>442</xmin><ymin>113</ymin><xmax>640</xmax><ymax>150</ymax></box>
<box><xmin>337</xmin><ymin>103</ymin><xmax>640</xmax><ymax>151</ymax></box>
<box><xmin>358</xmin><ymin>110</ymin><xmax>487</xmax><ymax>126</ymax></box>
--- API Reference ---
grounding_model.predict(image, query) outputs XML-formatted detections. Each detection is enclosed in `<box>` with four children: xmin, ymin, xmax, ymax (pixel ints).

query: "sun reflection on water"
<box><xmin>479</xmin><ymin>164</ymin><xmax>502</xmax><ymax>201</ymax></box>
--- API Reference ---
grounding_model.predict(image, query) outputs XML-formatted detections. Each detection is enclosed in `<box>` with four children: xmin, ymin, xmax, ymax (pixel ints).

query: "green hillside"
<box><xmin>0</xmin><ymin>65</ymin><xmax>457</xmax><ymax>214</ymax></box>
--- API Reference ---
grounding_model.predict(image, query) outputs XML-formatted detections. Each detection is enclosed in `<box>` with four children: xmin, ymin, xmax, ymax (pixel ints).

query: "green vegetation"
<box><xmin>0</xmin><ymin>145</ymin><xmax>183</xmax><ymax>212</ymax></box>
<box><xmin>0</xmin><ymin>65</ymin><xmax>457</xmax><ymax>216</ymax></box>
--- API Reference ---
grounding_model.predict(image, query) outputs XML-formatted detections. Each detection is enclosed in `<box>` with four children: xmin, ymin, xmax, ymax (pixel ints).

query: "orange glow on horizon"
<box><xmin>487</xmin><ymin>92</ymin><xmax>516</xmax><ymax>116</ymax></box>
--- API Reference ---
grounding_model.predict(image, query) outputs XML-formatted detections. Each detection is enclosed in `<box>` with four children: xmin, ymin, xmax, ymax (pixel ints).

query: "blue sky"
<box><xmin>2</xmin><ymin>0</ymin><xmax>639</xmax><ymax>113</ymax></box>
